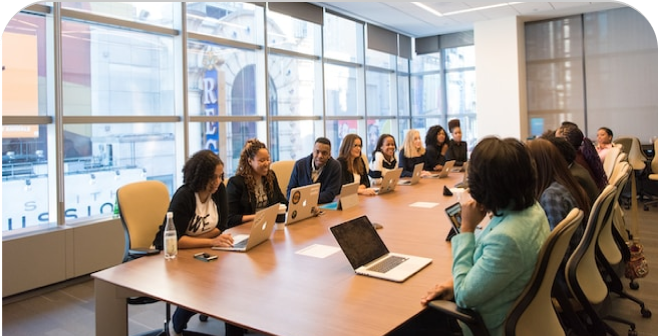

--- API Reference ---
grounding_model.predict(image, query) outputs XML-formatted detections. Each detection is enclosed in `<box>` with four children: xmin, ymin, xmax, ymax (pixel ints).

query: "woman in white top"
<box><xmin>369</xmin><ymin>133</ymin><xmax>398</xmax><ymax>185</ymax></box>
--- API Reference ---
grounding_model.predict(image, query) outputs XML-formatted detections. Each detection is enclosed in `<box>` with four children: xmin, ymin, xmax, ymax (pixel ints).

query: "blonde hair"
<box><xmin>402</xmin><ymin>129</ymin><xmax>425</xmax><ymax>158</ymax></box>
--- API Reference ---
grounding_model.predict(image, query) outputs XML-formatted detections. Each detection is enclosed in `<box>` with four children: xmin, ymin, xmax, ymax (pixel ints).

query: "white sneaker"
<box><xmin>168</xmin><ymin>321</ymin><xmax>182</xmax><ymax>336</ymax></box>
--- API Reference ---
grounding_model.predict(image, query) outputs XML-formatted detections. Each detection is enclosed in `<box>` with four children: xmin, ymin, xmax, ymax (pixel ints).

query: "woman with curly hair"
<box><xmin>151</xmin><ymin>149</ymin><xmax>236</xmax><ymax>336</ymax></box>
<box><xmin>424</xmin><ymin>125</ymin><xmax>450</xmax><ymax>172</ymax></box>
<box><xmin>226</xmin><ymin>139</ymin><xmax>288</xmax><ymax>228</ymax></box>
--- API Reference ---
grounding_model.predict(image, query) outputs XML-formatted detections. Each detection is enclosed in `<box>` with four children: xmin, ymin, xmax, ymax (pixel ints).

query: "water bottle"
<box><xmin>163</xmin><ymin>212</ymin><xmax>178</xmax><ymax>260</ymax></box>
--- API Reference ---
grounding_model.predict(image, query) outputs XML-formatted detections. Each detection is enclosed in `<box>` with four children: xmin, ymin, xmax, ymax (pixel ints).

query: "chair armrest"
<box><xmin>129</xmin><ymin>248</ymin><xmax>160</xmax><ymax>257</ymax></box>
<box><xmin>427</xmin><ymin>300</ymin><xmax>491</xmax><ymax>336</ymax></box>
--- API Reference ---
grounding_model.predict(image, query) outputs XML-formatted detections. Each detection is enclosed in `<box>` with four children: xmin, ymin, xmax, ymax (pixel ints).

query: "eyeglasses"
<box><xmin>353</xmin><ymin>144</ymin><xmax>362</xmax><ymax>148</ymax></box>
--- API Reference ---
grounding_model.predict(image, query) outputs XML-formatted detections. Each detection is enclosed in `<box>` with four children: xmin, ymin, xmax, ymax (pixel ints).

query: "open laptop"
<box><xmin>319</xmin><ymin>181</ymin><xmax>359</xmax><ymax>211</ymax></box>
<box><xmin>454</xmin><ymin>161</ymin><xmax>469</xmax><ymax>189</ymax></box>
<box><xmin>212</xmin><ymin>203</ymin><xmax>279</xmax><ymax>252</ymax></box>
<box><xmin>372</xmin><ymin>167</ymin><xmax>403</xmax><ymax>195</ymax></box>
<box><xmin>423</xmin><ymin>160</ymin><xmax>456</xmax><ymax>178</ymax></box>
<box><xmin>330</xmin><ymin>216</ymin><xmax>432</xmax><ymax>282</ymax></box>
<box><xmin>398</xmin><ymin>162</ymin><xmax>423</xmax><ymax>186</ymax></box>
<box><xmin>286</xmin><ymin>183</ymin><xmax>321</xmax><ymax>225</ymax></box>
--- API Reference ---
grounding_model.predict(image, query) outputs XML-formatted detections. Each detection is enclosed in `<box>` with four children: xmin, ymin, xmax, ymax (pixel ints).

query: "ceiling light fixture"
<box><xmin>442</xmin><ymin>2</ymin><xmax>523</xmax><ymax>16</ymax></box>
<box><xmin>412</xmin><ymin>2</ymin><xmax>443</xmax><ymax>17</ymax></box>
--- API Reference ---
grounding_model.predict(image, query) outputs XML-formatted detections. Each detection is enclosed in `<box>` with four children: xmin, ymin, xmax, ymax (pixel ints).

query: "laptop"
<box><xmin>212</xmin><ymin>203</ymin><xmax>279</xmax><ymax>252</ymax></box>
<box><xmin>398</xmin><ymin>162</ymin><xmax>423</xmax><ymax>186</ymax></box>
<box><xmin>330</xmin><ymin>216</ymin><xmax>432</xmax><ymax>282</ymax></box>
<box><xmin>286</xmin><ymin>183</ymin><xmax>321</xmax><ymax>225</ymax></box>
<box><xmin>372</xmin><ymin>167</ymin><xmax>403</xmax><ymax>195</ymax></box>
<box><xmin>454</xmin><ymin>161</ymin><xmax>469</xmax><ymax>189</ymax></box>
<box><xmin>319</xmin><ymin>181</ymin><xmax>359</xmax><ymax>211</ymax></box>
<box><xmin>423</xmin><ymin>160</ymin><xmax>456</xmax><ymax>178</ymax></box>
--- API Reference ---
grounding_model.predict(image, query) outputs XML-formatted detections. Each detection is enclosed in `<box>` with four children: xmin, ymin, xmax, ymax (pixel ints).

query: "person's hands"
<box><xmin>460</xmin><ymin>200</ymin><xmax>486</xmax><ymax>233</ymax></box>
<box><xmin>434</xmin><ymin>164</ymin><xmax>443</xmax><ymax>171</ymax></box>
<box><xmin>420</xmin><ymin>279</ymin><xmax>454</xmax><ymax>306</ymax></box>
<box><xmin>359</xmin><ymin>188</ymin><xmax>377</xmax><ymax>196</ymax></box>
<box><xmin>212</xmin><ymin>232</ymin><xmax>234</xmax><ymax>247</ymax></box>
<box><xmin>420</xmin><ymin>170</ymin><xmax>433</xmax><ymax>177</ymax></box>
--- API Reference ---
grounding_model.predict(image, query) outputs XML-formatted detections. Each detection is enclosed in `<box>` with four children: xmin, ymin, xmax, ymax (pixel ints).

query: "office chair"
<box><xmin>270</xmin><ymin>160</ymin><xmax>295</xmax><ymax>194</ymax></box>
<box><xmin>118</xmin><ymin>181</ymin><xmax>213</xmax><ymax>336</ymax></box>
<box><xmin>603</xmin><ymin>146</ymin><xmax>622</xmax><ymax>182</ymax></box>
<box><xmin>618</xmin><ymin>137</ymin><xmax>647</xmax><ymax>209</ymax></box>
<box><xmin>564</xmin><ymin>185</ymin><xmax>638</xmax><ymax>336</ymax></box>
<box><xmin>427</xmin><ymin>208</ymin><xmax>585</xmax><ymax>336</ymax></box>
<box><xmin>642</xmin><ymin>138</ymin><xmax>658</xmax><ymax>211</ymax></box>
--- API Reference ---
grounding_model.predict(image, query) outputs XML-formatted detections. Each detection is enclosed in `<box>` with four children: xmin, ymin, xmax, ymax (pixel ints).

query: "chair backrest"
<box><xmin>362</xmin><ymin>152</ymin><xmax>370</xmax><ymax>174</ymax></box>
<box><xmin>628</xmin><ymin>137</ymin><xmax>647</xmax><ymax>171</ymax></box>
<box><xmin>117</xmin><ymin>180</ymin><xmax>170</xmax><ymax>251</ymax></box>
<box><xmin>613</xmin><ymin>137</ymin><xmax>632</xmax><ymax>156</ymax></box>
<box><xmin>270</xmin><ymin>160</ymin><xmax>295</xmax><ymax>194</ymax></box>
<box><xmin>565</xmin><ymin>185</ymin><xmax>616</xmax><ymax>306</ymax></box>
<box><xmin>652</xmin><ymin>139</ymin><xmax>658</xmax><ymax>174</ymax></box>
<box><xmin>602</xmin><ymin>146</ymin><xmax>621</xmax><ymax>180</ymax></box>
<box><xmin>599</xmin><ymin>162</ymin><xmax>631</xmax><ymax>265</ymax></box>
<box><xmin>505</xmin><ymin>208</ymin><xmax>584</xmax><ymax>336</ymax></box>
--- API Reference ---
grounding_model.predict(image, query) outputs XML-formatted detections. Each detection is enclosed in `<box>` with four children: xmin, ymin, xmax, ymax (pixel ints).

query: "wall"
<box><xmin>2</xmin><ymin>217</ymin><xmax>125</xmax><ymax>297</ymax></box>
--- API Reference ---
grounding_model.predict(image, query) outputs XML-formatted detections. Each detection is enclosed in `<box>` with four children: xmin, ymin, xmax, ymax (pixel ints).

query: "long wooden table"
<box><xmin>94</xmin><ymin>174</ymin><xmax>466</xmax><ymax>336</ymax></box>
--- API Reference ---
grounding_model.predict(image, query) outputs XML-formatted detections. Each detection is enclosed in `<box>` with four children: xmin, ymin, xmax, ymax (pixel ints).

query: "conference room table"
<box><xmin>93</xmin><ymin>172</ymin><xmax>469</xmax><ymax>336</ymax></box>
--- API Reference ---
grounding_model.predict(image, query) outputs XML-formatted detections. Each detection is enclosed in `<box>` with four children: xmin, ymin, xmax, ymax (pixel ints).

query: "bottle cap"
<box><xmin>166</xmin><ymin>211</ymin><xmax>173</xmax><ymax>218</ymax></box>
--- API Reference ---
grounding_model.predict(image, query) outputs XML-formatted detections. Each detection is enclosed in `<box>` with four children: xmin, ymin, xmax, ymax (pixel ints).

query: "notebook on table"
<box><xmin>319</xmin><ymin>181</ymin><xmax>359</xmax><ymax>211</ymax></box>
<box><xmin>330</xmin><ymin>215</ymin><xmax>432</xmax><ymax>282</ymax></box>
<box><xmin>398</xmin><ymin>162</ymin><xmax>423</xmax><ymax>186</ymax></box>
<box><xmin>372</xmin><ymin>168</ymin><xmax>403</xmax><ymax>195</ymax></box>
<box><xmin>212</xmin><ymin>203</ymin><xmax>279</xmax><ymax>252</ymax></box>
<box><xmin>286</xmin><ymin>183</ymin><xmax>321</xmax><ymax>225</ymax></box>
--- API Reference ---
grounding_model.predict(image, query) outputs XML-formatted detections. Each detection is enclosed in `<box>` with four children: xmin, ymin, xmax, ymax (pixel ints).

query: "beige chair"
<box><xmin>614</xmin><ymin>137</ymin><xmax>633</xmax><ymax>158</ymax></box>
<box><xmin>643</xmin><ymin>138</ymin><xmax>658</xmax><ymax>210</ymax></box>
<box><xmin>270</xmin><ymin>160</ymin><xmax>295</xmax><ymax>194</ymax></box>
<box><xmin>427</xmin><ymin>208</ymin><xmax>584</xmax><ymax>336</ymax></box>
<box><xmin>564</xmin><ymin>185</ymin><xmax>640</xmax><ymax>335</ymax></box>
<box><xmin>603</xmin><ymin>145</ymin><xmax>621</xmax><ymax>181</ymax></box>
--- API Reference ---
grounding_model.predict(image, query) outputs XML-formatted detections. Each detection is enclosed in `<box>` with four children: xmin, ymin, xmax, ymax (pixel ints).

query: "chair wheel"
<box><xmin>641</xmin><ymin>308</ymin><xmax>652</xmax><ymax>318</ymax></box>
<box><xmin>628</xmin><ymin>330</ymin><xmax>638</xmax><ymax>336</ymax></box>
<box><xmin>199</xmin><ymin>314</ymin><xmax>209</xmax><ymax>322</ymax></box>
<box><xmin>630</xmin><ymin>281</ymin><xmax>640</xmax><ymax>290</ymax></box>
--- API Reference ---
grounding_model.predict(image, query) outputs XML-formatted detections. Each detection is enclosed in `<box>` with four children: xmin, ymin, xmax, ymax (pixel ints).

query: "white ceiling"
<box><xmin>315</xmin><ymin>2</ymin><xmax>626</xmax><ymax>37</ymax></box>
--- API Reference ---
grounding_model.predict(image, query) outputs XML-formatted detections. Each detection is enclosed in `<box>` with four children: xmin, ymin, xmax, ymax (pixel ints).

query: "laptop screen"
<box><xmin>330</xmin><ymin>216</ymin><xmax>389</xmax><ymax>269</ymax></box>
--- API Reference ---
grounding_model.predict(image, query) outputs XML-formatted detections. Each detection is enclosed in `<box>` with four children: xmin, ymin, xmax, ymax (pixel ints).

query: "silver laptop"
<box><xmin>436</xmin><ymin>160</ymin><xmax>456</xmax><ymax>178</ymax></box>
<box><xmin>398</xmin><ymin>162</ymin><xmax>423</xmax><ymax>186</ymax></box>
<box><xmin>454</xmin><ymin>161</ymin><xmax>469</xmax><ymax>189</ymax></box>
<box><xmin>286</xmin><ymin>183</ymin><xmax>321</xmax><ymax>225</ymax></box>
<box><xmin>212</xmin><ymin>203</ymin><xmax>279</xmax><ymax>252</ymax></box>
<box><xmin>319</xmin><ymin>181</ymin><xmax>359</xmax><ymax>211</ymax></box>
<box><xmin>330</xmin><ymin>216</ymin><xmax>432</xmax><ymax>282</ymax></box>
<box><xmin>372</xmin><ymin>168</ymin><xmax>403</xmax><ymax>195</ymax></box>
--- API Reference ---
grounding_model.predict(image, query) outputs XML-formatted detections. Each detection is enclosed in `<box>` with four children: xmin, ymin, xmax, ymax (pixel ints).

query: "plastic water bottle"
<box><xmin>163</xmin><ymin>212</ymin><xmax>178</xmax><ymax>260</ymax></box>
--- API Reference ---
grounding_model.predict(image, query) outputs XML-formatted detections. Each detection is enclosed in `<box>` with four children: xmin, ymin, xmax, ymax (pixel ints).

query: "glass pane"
<box><xmin>61</xmin><ymin>2</ymin><xmax>175</xmax><ymax>28</ymax></box>
<box><xmin>326</xmin><ymin>120</ymin><xmax>361</xmax><ymax>159</ymax></box>
<box><xmin>324</xmin><ymin>13</ymin><xmax>363</xmax><ymax>63</ymax></box>
<box><xmin>268</xmin><ymin>54</ymin><xmax>322</xmax><ymax>117</ymax></box>
<box><xmin>398</xmin><ymin>73</ymin><xmax>410</xmax><ymax>117</ymax></box>
<box><xmin>3</xmin><ymin>13</ymin><xmax>47</xmax><ymax>117</ymax></box>
<box><xmin>325</xmin><ymin>63</ymin><xmax>360</xmax><ymax>117</ymax></box>
<box><xmin>366</xmin><ymin>48</ymin><xmax>396</xmax><ymax>69</ymax></box>
<box><xmin>267</xmin><ymin>10</ymin><xmax>321</xmax><ymax>56</ymax></box>
<box><xmin>411</xmin><ymin>52</ymin><xmax>441</xmax><ymax>73</ymax></box>
<box><xmin>61</xmin><ymin>21</ymin><xmax>176</xmax><ymax>116</ymax></box>
<box><xmin>445</xmin><ymin>45</ymin><xmax>475</xmax><ymax>69</ymax></box>
<box><xmin>366</xmin><ymin>69</ymin><xmax>394</xmax><ymax>117</ymax></box>
<box><xmin>186</xmin><ymin>2</ymin><xmax>263</xmax><ymax>44</ymax></box>
<box><xmin>269</xmin><ymin>120</ymin><xmax>320</xmax><ymax>162</ymax></box>
<box><xmin>410</xmin><ymin>73</ymin><xmax>442</xmax><ymax>117</ymax></box>
<box><xmin>187</xmin><ymin>40</ymin><xmax>263</xmax><ymax>117</ymax></box>
<box><xmin>446</xmin><ymin>70</ymin><xmax>476</xmax><ymax>116</ymax></box>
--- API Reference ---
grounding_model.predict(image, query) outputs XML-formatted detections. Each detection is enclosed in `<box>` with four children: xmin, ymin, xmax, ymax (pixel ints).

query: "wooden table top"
<box><xmin>93</xmin><ymin>174</ymin><xmax>467</xmax><ymax>336</ymax></box>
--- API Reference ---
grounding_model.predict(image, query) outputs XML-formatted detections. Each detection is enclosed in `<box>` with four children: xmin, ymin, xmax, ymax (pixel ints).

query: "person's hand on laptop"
<box><xmin>212</xmin><ymin>232</ymin><xmax>234</xmax><ymax>247</ymax></box>
<box><xmin>420</xmin><ymin>278</ymin><xmax>454</xmax><ymax>306</ymax></box>
<box><xmin>460</xmin><ymin>200</ymin><xmax>487</xmax><ymax>233</ymax></box>
<box><xmin>358</xmin><ymin>187</ymin><xmax>377</xmax><ymax>196</ymax></box>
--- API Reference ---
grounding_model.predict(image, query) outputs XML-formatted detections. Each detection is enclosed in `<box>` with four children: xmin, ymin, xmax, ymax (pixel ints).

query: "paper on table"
<box><xmin>409</xmin><ymin>202</ymin><xmax>439</xmax><ymax>208</ymax></box>
<box><xmin>296</xmin><ymin>244</ymin><xmax>341</xmax><ymax>258</ymax></box>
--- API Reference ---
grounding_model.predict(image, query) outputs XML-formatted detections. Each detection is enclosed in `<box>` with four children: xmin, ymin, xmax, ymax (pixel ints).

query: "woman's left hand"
<box><xmin>460</xmin><ymin>200</ymin><xmax>486</xmax><ymax>233</ymax></box>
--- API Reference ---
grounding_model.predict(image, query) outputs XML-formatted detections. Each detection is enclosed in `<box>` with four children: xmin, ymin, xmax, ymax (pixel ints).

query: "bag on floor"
<box><xmin>624</xmin><ymin>242</ymin><xmax>649</xmax><ymax>279</ymax></box>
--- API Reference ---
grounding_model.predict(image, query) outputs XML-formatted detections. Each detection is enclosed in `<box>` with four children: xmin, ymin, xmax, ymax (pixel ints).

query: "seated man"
<box><xmin>287</xmin><ymin>137</ymin><xmax>342</xmax><ymax>204</ymax></box>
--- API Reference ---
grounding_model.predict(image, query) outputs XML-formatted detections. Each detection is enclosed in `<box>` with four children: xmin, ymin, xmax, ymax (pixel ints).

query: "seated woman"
<box><xmin>393</xmin><ymin>137</ymin><xmax>550</xmax><ymax>336</ymax></box>
<box><xmin>337</xmin><ymin>134</ymin><xmax>376</xmax><ymax>196</ymax></box>
<box><xmin>527</xmin><ymin>138</ymin><xmax>591</xmax><ymax>229</ymax></box>
<box><xmin>398</xmin><ymin>129</ymin><xmax>432</xmax><ymax>178</ymax></box>
<box><xmin>445</xmin><ymin>119</ymin><xmax>468</xmax><ymax>166</ymax></box>
<box><xmin>226</xmin><ymin>139</ymin><xmax>288</xmax><ymax>228</ymax></box>
<box><xmin>595</xmin><ymin>126</ymin><xmax>616</xmax><ymax>163</ymax></box>
<box><xmin>369</xmin><ymin>133</ymin><xmax>398</xmax><ymax>185</ymax></box>
<box><xmin>559</xmin><ymin>124</ymin><xmax>608</xmax><ymax>191</ymax></box>
<box><xmin>424</xmin><ymin>125</ymin><xmax>449</xmax><ymax>172</ymax></box>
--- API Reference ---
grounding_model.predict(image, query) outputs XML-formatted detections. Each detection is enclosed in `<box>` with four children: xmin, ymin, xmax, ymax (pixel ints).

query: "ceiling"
<box><xmin>314</xmin><ymin>2</ymin><xmax>626</xmax><ymax>38</ymax></box>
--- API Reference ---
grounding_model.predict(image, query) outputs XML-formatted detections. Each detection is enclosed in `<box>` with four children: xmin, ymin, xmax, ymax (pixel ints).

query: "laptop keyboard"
<box><xmin>233</xmin><ymin>239</ymin><xmax>248</xmax><ymax>248</ymax></box>
<box><xmin>367</xmin><ymin>255</ymin><xmax>408</xmax><ymax>273</ymax></box>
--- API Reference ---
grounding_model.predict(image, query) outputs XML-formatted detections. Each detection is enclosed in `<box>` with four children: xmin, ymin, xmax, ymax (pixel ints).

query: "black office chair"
<box><xmin>428</xmin><ymin>208</ymin><xmax>585</xmax><ymax>336</ymax></box>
